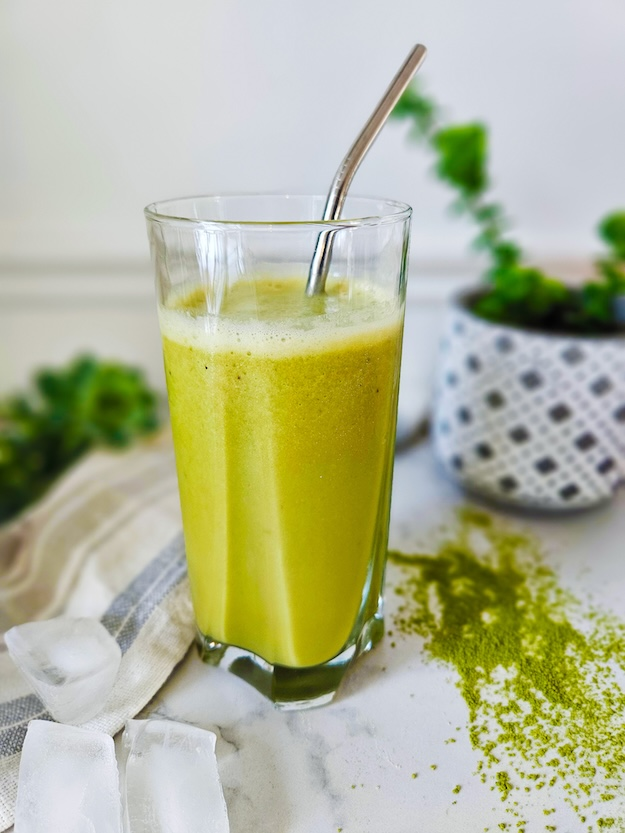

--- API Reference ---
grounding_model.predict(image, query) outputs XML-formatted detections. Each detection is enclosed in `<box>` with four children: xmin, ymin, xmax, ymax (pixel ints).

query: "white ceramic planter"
<box><xmin>433</xmin><ymin>289</ymin><xmax>625</xmax><ymax>510</ymax></box>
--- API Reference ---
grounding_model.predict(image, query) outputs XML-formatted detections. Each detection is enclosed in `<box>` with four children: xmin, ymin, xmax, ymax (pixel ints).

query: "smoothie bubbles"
<box><xmin>146</xmin><ymin>195</ymin><xmax>411</xmax><ymax>708</ymax></box>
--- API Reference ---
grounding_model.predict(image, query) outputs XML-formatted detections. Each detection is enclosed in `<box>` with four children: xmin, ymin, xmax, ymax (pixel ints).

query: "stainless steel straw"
<box><xmin>306</xmin><ymin>43</ymin><xmax>428</xmax><ymax>297</ymax></box>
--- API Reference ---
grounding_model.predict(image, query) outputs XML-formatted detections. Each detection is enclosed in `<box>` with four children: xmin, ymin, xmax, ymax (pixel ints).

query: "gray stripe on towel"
<box><xmin>101</xmin><ymin>533</ymin><xmax>187</xmax><ymax>653</ymax></box>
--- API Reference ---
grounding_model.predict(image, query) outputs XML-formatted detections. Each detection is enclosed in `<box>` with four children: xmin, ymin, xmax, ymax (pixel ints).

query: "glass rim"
<box><xmin>144</xmin><ymin>193</ymin><xmax>412</xmax><ymax>229</ymax></box>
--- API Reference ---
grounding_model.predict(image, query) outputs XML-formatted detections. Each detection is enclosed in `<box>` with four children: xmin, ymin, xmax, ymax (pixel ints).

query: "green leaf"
<box><xmin>596</xmin><ymin>258</ymin><xmax>625</xmax><ymax>290</ymax></box>
<box><xmin>0</xmin><ymin>356</ymin><xmax>161</xmax><ymax>524</ymax></box>
<box><xmin>394</xmin><ymin>78</ymin><xmax>623</xmax><ymax>334</ymax></box>
<box><xmin>598</xmin><ymin>211</ymin><xmax>625</xmax><ymax>260</ymax></box>
<box><xmin>432</xmin><ymin>124</ymin><xmax>489</xmax><ymax>198</ymax></box>
<box><xmin>579</xmin><ymin>281</ymin><xmax>614</xmax><ymax>325</ymax></box>
<box><xmin>492</xmin><ymin>242</ymin><xmax>522</xmax><ymax>269</ymax></box>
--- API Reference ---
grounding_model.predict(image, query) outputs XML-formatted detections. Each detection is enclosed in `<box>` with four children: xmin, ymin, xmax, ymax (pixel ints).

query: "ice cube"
<box><xmin>5</xmin><ymin>617</ymin><xmax>121</xmax><ymax>724</ymax></box>
<box><xmin>122</xmin><ymin>719</ymin><xmax>229</xmax><ymax>833</ymax></box>
<box><xmin>14</xmin><ymin>719</ymin><xmax>122</xmax><ymax>833</ymax></box>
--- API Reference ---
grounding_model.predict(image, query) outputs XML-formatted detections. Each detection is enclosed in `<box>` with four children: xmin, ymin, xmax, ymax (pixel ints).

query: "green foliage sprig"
<box><xmin>0</xmin><ymin>356</ymin><xmax>161</xmax><ymax>524</ymax></box>
<box><xmin>392</xmin><ymin>83</ymin><xmax>625</xmax><ymax>334</ymax></box>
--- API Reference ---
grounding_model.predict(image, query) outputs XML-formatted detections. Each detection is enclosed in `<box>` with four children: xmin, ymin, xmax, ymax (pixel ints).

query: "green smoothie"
<box><xmin>160</xmin><ymin>276</ymin><xmax>403</xmax><ymax>668</ymax></box>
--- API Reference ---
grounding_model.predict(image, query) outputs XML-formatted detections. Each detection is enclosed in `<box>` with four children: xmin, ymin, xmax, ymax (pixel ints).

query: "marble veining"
<box><xmin>8</xmin><ymin>443</ymin><xmax>621</xmax><ymax>832</ymax></box>
<box><xmin>142</xmin><ymin>444</ymin><xmax>625</xmax><ymax>832</ymax></box>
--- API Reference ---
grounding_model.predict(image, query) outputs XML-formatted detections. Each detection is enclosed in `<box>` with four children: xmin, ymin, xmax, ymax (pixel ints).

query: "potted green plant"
<box><xmin>393</xmin><ymin>85</ymin><xmax>625</xmax><ymax>510</ymax></box>
<box><xmin>0</xmin><ymin>357</ymin><xmax>161</xmax><ymax>524</ymax></box>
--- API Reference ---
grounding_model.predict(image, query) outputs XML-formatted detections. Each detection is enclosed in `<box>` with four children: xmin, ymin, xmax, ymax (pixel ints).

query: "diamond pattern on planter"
<box><xmin>495</xmin><ymin>335</ymin><xmax>514</xmax><ymax>353</ymax></box>
<box><xmin>535</xmin><ymin>457</ymin><xmax>558</xmax><ymax>474</ymax></box>
<box><xmin>575</xmin><ymin>433</ymin><xmax>597</xmax><ymax>452</ymax></box>
<box><xmin>560</xmin><ymin>484</ymin><xmax>580</xmax><ymax>500</ymax></box>
<box><xmin>561</xmin><ymin>345</ymin><xmax>585</xmax><ymax>365</ymax></box>
<box><xmin>590</xmin><ymin>377</ymin><xmax>612</xmax><ymax>396</ymax></box>
<box><xmin>548</xmin><ymin>404</ymin><xmax>572</xmax><ymax>423</ymax></box>
<box><xmin>519</xmin><ymin>370</ymin><xmax>543</xmax><ymax>390</ymax></box>
<box><xmin>597</xmin><ymin>458</ymin><xmax>615</xmax><ymax>475</ymax></box>
<box><xmin>434</xmin><ymin>303</ymin><xmax>625</xmax><ymax>510</ymax></box>
<box><xmin>457</xmin><ymin>407</ymin><xmax>472</xmax><ymax>424</ymax></box>
<box><xmin>509</xmin><ymin>426</ymin><xmax>531</xmax><ymax>444</ymax></box>
<box><xmin>485</xmin><ymin>391</ymin><xmax>505</xmax><ymax>409</ymax></box>
<box><xmin>475</xmin><ymin>443</ymin><xmax>494</xmax><ymax>460</ymax></box>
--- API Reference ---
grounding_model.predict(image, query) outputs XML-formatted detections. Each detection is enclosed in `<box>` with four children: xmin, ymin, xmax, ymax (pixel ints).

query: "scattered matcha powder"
<box><xmin>495</xmin><ymin>771</ymin><xmax>513</xmax><ymax>802</ymax></box>
<box><xmin>390</xmin><ymin>508</ymin><xmax>625</xmax><ymax>828</ymax></box>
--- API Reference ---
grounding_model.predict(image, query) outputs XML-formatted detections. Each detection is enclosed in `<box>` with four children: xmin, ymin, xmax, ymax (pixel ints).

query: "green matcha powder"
<box><xmin>390</xmin><ymin>508</ymin><xmax>625</xmax><ymax>832</ymax></box>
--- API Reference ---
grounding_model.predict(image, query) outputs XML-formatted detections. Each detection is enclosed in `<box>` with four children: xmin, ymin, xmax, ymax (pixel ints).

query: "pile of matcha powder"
<box><xmin>390</xmin><ymin>508</ymin><xmax>625</xmax><ymax>831</ymax></box>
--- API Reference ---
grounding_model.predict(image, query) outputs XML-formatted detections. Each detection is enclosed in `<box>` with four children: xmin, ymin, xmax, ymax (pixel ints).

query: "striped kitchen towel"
<box><xmin>0</xmin><ymin>432</ymin><xmax>195</xmax><ymax>832</ymax></box>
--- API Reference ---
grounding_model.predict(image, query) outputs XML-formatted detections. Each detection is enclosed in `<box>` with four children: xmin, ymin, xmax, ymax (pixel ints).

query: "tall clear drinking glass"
<box><xmin>145</xmin><ymin>195</ymin><xmax>411</xmax><ymax>709</ymax></box>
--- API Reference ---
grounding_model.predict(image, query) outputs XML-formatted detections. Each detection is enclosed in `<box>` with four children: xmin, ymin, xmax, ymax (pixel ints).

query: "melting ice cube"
<box><xmin>5</xmin><ymin>617</ymin><xmax>121</xmax><ymax>724</ymax></box>
<box><xmin>122</xmin><ymin>718</ymin><xmax>230</xmax><ymax>833</ymax></box>
<box><xmin>14</xmin><ymin>719</ymin><xmax>122</xmax><ymax>833</ymax></box>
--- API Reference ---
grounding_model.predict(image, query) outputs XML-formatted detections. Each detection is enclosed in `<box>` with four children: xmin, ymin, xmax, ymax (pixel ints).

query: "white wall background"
<box><xmin>1</xmin><ymin>0</ymin><xmax>625</xmax><ymax>396</ymax></box>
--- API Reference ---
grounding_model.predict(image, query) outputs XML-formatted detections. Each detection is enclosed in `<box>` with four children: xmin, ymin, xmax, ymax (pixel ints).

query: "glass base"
<box><xmin>196</xmin><ymin>608</ymin><xmax>385</xmax><ymax>710</ymax></box>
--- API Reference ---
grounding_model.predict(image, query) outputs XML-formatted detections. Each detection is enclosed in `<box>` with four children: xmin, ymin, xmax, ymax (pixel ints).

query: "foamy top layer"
<box><xmin>159</xmin><ymin>277</ymin><xmax>402</xmax><ymax>355</ymax></box>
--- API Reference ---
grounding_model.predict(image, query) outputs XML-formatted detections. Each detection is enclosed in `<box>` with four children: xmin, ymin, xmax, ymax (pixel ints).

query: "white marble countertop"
<box><xmin>140</xmin><ymin>442</ymin><xmax>625</xmax><ymax>833</ymax></box>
